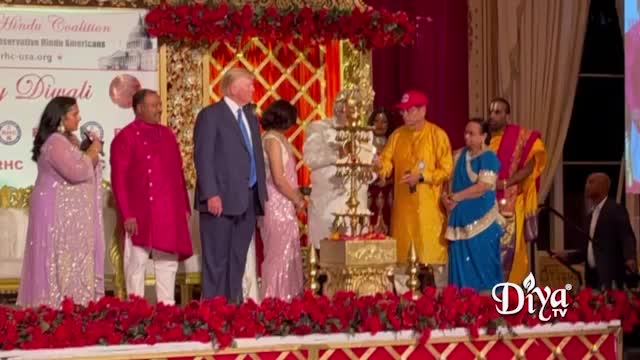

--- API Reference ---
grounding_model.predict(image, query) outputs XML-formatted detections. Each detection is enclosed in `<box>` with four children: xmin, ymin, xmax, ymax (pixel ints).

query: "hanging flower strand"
<box><xmin>144</xmin><ymin>2</ymin><xmax>418</xmax><ymax>50</ymax></box>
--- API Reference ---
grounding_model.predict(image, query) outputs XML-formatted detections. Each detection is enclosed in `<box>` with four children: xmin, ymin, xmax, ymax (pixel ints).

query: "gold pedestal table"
<box><xmin>319</xmin><ymin>237</ymin><xmax>396</xmax><ymax>297</ymax></box>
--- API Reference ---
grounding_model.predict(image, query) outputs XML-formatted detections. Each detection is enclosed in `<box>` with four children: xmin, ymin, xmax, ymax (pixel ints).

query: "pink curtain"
<box><xmin>366</xmin><ymin>0</ymin><xmax>469</xmax><ymax>148</ymax></box>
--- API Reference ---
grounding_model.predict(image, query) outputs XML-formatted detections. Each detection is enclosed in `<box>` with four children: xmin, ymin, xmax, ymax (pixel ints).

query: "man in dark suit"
<box><xmin>562</xmin><ymin>173</ymin><xmax>637</xmax><ymax>289</ymax></box>
<box><xmin>193</xmin><ymin>68</ymin><xmax>267</xmax><ymax>302</ymax></box>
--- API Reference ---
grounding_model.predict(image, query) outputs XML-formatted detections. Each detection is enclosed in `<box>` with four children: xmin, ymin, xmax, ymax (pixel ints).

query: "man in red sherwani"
<box><xmin>110</xmin><ymin>89</ymin><xmax>193</xmax><ymax>305</ymax></box>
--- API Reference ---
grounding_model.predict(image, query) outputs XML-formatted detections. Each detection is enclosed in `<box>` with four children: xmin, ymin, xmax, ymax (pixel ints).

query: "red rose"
<box><xmin>3</xmin><ymin>327</ymin><xmax>19</xmax><ymax>350</ymax></box>
<box><xmin>293</xmin><ymin>324</ymin><xmax>312</xmax><ymax>335</ymax></box>
<box><xmin>386</xmin><ymin>310</ymin><xmax>402</xmax><ymax>330</ymax></box>
<box><xmin>144</xmin><ymin>333</ymin><xmax>158</xmax><ymax>345</ymax></box>
<box><xmin>441</xmin><ymin>286</ymin><xmax>458</xmax><ymax>305</ymax></box>
<box><xmin>161</xmin><ymin>325</ymin><xmax>185</xmax><ymax>342</ymax></box>
<box><xmin>216</xmin><ymin>331</ymin><xmax>233</xmax><ymax>348</ymax></box>
<box><xmin>145</xmin><ymin>322</ymin><xmax>162</xmax><ymax>339</ymax></box>
<box><xmin>364</xmin><ymin>314</ymin><xmax>383</xmax><ymax>334</ymax></box>
<box><xmin>265</xmin><ymin>6</ymin><xmax>278</xmax><ymax>18</ymax></box>
<box><xmin>192</xmin><ymin>329</ymin><xmax>211</xmax><ymax>343</ymax></box>
<box><xmin>12</xmin><ymin>309</ymin><xmax>26</xmax><ymax>323</ymax></box>
<box><xmin>61</xmin><ymin>298</ymin><xmax>74</xmax><ymax>315</ymax></box>
<box><xmin>106</xmin><ymin>333</ymin><xmax>123</xmax><ymax>345</ymax></box>
<box><xmin>309</xmin><ymin>308</ymin><xmax>327</xmax><ymax>325</ymax></box>
<box><xmin>423</xmin><ymin>287</ymin><xmax>437</xmax><ymax>298</ymax></box>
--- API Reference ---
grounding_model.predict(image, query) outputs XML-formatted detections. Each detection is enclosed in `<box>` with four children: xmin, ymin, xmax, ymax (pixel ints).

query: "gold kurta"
<box><xmin>378</xmin><ymin>122</ymin><xmax>453</xmax><ymax>264</ymax></box>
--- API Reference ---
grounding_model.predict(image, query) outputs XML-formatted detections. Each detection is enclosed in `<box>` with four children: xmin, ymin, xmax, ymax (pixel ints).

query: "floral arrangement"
<box><xmin>1</xmin><ymin>288</ymin><xmax>639</xmax><ymax>351</ymax></box>
<box><xmin>144</xmin><ymin>2</ymin><xmax>417</xmax><ymax>50</ymax></box>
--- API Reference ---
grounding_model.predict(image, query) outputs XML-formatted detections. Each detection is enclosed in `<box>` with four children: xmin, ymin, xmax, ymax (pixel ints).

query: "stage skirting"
<box><xmin>0</xmin><ymin>321</ymin><xmax>622</xmax><ymax>360</ymax></box>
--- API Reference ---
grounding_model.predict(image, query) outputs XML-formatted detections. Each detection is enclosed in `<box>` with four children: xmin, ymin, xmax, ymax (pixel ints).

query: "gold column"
<box><xmin>109</xmin><ymin>219</ymin><xmax>126</xmax><ymax>299</ymax></box>
<box><xmin>405</xmin><ymin>240</ymin><xmax>420</xmax><ymax>298</ymax></box>
<box><xmin>305</xmin><ymin>246</ymin><xmax>320</xmax><ymax>293</ymax></box>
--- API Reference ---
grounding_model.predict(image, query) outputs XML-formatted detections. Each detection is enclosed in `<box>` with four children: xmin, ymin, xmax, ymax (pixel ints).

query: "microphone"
<box><xmin>408</xmin><ymin>161</ymin><xmax>425</xmax><ymax>193</ymax></box>
<box><xmin>80</xmin><ymin>131</ymin><xmax>104</xmax><ymax>156</ymax></box>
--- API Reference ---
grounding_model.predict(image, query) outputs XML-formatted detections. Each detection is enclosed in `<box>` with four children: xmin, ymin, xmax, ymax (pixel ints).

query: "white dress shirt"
<box><xmin>224</xmin><ymin>96</ymin><xmax>253</xmax><ymax>146</ymax></box>
<box><xmin>587</xmin><ymin>197</ymin><xmax>607</xmax><ymax>268</ymax></box>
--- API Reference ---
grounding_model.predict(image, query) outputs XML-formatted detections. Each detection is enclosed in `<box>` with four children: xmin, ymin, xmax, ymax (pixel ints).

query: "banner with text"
<box><xmin>0</xmin><ymin>8</ymin><xmax>158</xmax><ymax>188</ymax></box>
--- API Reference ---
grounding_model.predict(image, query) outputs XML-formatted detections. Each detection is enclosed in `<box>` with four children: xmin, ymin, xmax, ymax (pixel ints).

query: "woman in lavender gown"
<box><xmin>17</xmin><ymin>96</ymin><xmax>105</xmax><ymax>308</ymax></box>
<box><xmin>259</xmin><ymin>100</ymin><xmax>305</xmax><ymax>300</ymax></box>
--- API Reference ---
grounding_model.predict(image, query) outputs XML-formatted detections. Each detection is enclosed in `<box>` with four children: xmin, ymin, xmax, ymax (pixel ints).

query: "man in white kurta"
<box><xmin>304</xmin><ymin>91</ymin><xmax>374</xmax><ymax>249</ymax></box>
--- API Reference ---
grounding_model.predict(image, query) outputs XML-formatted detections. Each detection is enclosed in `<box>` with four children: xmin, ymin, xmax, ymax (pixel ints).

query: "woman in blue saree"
<box><xmin>443</xmin><ymin>118</ymin><xmax>504</xmax><ymax>291</ymax></box>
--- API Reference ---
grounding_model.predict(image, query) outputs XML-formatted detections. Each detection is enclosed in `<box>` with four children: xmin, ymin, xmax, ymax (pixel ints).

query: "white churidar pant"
<box><xmin>124</xmin><ymin>234</ymin><xmax>178</xmax><ymax>305</ymax></box>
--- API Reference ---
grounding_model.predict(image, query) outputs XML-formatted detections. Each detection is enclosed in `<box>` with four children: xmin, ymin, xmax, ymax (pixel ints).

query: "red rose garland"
<box><xmin>144</xmin><ymin>2</ymin><xmax>417</xmax><ymax>50</ymax></box>
<box><xmin>2</xmin><ymin>287</ymin><xmax>640</xmax><ymax>350</ymax></box>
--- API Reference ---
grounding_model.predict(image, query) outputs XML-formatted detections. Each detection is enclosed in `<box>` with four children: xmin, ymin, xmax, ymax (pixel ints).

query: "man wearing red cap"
<box><xmin>376</xmin><ymin>90</ymin><xmax>453</xmax><ymax>288</ymax></box>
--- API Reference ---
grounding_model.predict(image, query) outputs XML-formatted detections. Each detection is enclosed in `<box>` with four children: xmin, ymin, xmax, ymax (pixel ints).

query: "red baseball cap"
<box><xmin>395</xmin><ymin>90</ymin><xmax>428</xmax><ymax>110</ymax></box>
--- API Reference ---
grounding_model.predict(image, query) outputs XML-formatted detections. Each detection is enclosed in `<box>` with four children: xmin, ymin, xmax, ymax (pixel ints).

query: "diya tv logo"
<box><xmin>491</xmin><ymin>273</ymin><xmax>572</xmax><ymax>321</ymax></box>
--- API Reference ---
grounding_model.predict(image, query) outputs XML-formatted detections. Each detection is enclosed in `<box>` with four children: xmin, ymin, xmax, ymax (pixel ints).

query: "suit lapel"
<box><xmin>220</xmin><ymin>101</ymin><xmax>249</xmax><ymax>153</ymax></box>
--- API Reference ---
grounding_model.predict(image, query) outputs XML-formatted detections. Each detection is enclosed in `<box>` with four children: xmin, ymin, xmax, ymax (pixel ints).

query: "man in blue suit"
<box><xmin>193</xmin><ymin>68</ymin><xmax>267</xmax><ymax>302</ymax></box>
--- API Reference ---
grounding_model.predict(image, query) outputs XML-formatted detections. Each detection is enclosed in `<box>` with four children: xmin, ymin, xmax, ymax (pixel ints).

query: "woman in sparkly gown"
<box><xmin>259</xmin><ymin>100</ymin><xmax>305</xmax><ymax>300</ymax></box>
<box><xmin>442</xmin><ymin>118</ymin><xmax>503</xmax><ymax>291</ymax></box>
<box><xmin>17</xmin><ymin>97</ymin><xmax>105</xmax><ymax>307</ymax></box>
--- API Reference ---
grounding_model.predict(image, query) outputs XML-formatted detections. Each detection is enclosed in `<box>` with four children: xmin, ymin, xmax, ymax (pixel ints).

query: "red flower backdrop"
<box><xmin>144</xmin><ymin>2</ymin><xmax>417</xmax><ymax>50</ymax></box>
<box><xmin>1</xmin><ymin>288</ymin><xmax>639</xmax><ymax>351</ymax></box>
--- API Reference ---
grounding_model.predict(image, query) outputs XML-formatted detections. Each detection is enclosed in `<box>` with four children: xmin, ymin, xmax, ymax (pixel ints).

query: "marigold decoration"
<box><xmin>1</xmin><ymin>288</ymin><xmax>639</xmax><ymax>351</ymax></box>
<box><xmin>144</xmin><ymin>2</ymin><xmax>417</xmax><ymax>50</ymax></box>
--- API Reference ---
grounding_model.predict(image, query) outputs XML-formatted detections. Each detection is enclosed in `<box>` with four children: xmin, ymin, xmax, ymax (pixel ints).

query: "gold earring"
<box><xmin>57</xmin><ymin>122</ymin><xmax>65</xmax><ymax>133</ymax></box>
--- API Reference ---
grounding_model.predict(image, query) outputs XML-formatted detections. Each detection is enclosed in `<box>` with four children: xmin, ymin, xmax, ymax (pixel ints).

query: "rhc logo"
<box><xmin>80</xmin><ymin>121</ymin><xmax>104</xmax><ymax>140</ymax></box>
<box><xmin>491</xmin><ymin>273</ymin><xmax>572</xmax><ymax>321</ymax></box>
<box><xmin>0</xmin><ymin>120</ymin><xmax>22</xmax><ymax>145</ymax></box>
